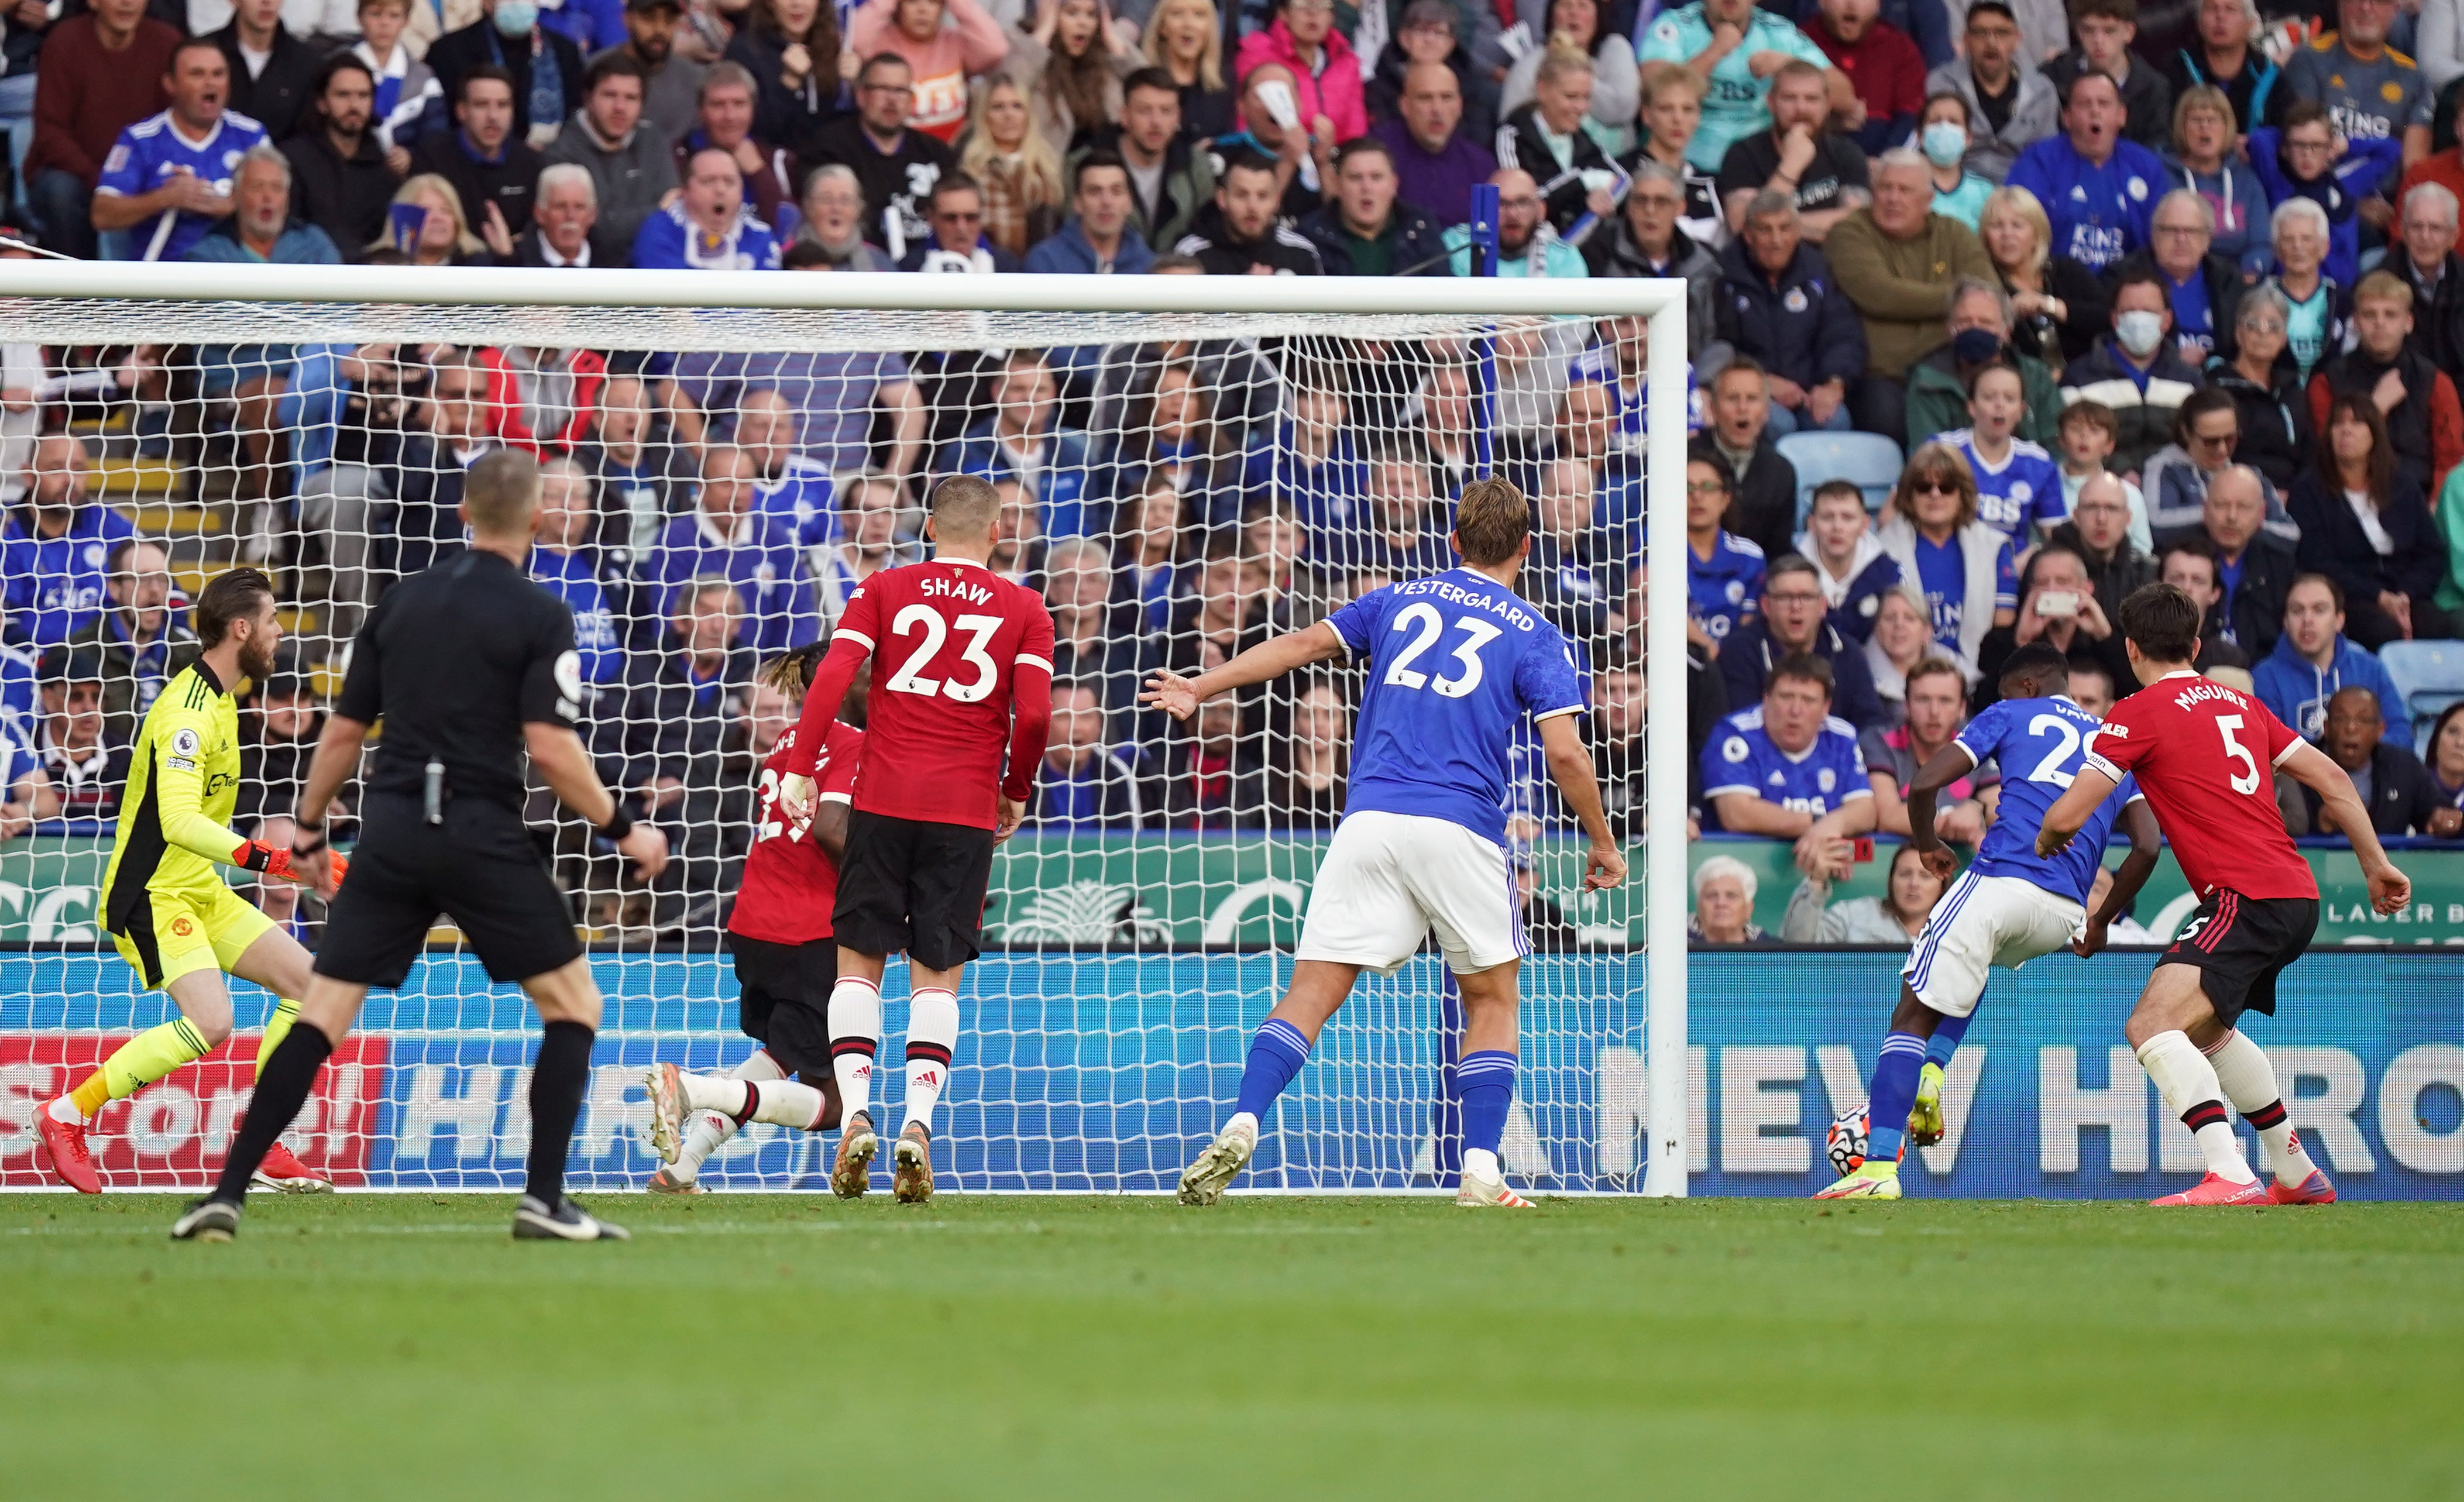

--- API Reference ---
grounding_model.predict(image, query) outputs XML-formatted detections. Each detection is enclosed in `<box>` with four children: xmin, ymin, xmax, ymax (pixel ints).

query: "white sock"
<box><xmin>673</xmin><ymin>1051</ymin><xmax>787</xmax><ymax>1181</ymax></box>
<box><xmin>2135</xmin><ymin>1030</ymin><xmax>2256</xmax><ymax>1184</ymax></box>
<box><xmin>2204</xmin><ymin>1030</ymin><xmax>2322</xmax><ymax>1187</ymax></box>
<box><xmin>47</xmin><ymin>1095</ymin><xmax>84</xmax><ymax>1125</ymax></box>
<box><xmin>903</xmin><ymin>987</ymin><xmax>960</xmax><ymax>1137</ymax></box>
<box><xmin>830</xmin><ymin>976</ymin><xmax>882</xmax><ymax>1133</ymax></box>
<box><xmin>1225</xmin><ymin>1110</ymin><xmax>1259</xmax><ymax>1139</ymax></box>
<box><xmin>679</xmin><ymin>1073</ymin><xmax>829</xmax><ymax>1130</ymax></box>
<box><xmin>1463</xmin><ymin>1147</ymin><xmax>1501</xmax><ymax>1181</ymax></box>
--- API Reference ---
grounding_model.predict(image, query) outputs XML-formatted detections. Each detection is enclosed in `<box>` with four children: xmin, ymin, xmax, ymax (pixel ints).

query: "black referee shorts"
<box><xmin>833</xmin><ymin>809</ymin><xmax>996</xmax><ymax>972</ymax></box>
<box><xmin>315</xmin><ymin>795</ymin><xmax>582</xmax><ymax>988</ymax></box>
<box><xmin>2161</xmin><ymin>890</ymin><xmax>2319</xmax><ymax>1027</ymax></box>
<box><xmin>727</xmin><ymin>929</ymin><xmax>839</xmax><ymax>1075</ymax></box>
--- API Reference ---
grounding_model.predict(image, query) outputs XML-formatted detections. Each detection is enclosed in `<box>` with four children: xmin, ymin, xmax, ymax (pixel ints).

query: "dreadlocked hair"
<box><xmin>759</xmin><ymin>641</ymin><xmax>829</xmax><ymax>699</ymax></box>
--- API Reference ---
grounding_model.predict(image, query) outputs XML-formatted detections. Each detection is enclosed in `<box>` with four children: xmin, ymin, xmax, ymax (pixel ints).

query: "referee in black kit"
<box><xmin>175</xmin><ymin>451</ymin><xmax>669</xmax><ymax>1243</ymax></box>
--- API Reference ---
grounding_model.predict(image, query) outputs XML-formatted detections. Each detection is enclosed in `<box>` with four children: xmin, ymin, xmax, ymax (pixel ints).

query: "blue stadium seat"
<box><xmin>1774</xmin><ymin>431</ymin><xmax>1906</xmax><ymax>527</ymax></box>
<box><xmin>2377</xmin><ymin>640</ymin><xmax>2464</xmax><ymax>755</ymax></box>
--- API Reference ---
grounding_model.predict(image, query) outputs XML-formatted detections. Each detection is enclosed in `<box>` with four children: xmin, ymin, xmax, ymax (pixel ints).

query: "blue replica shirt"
<box><xmin>631</xmin><ymin>201</ymin><xmax>783</xmax><ymax>270</ymax></box>
<box><xmin>1699</xmin><ymin>706</ymin><xmax>1871</xmax><ymax>824</ymax></box>
<box><xmin>95</xmin><ymin>109</ymin><xmax>267</xmax><ymax>262</ymax></box>
<box><xmin>528</xmin><ymin>546</ymin><xmax>625</xmax><ymax>685</ymax></box>
<box><xmin>649</xmin><ymin>510</ymin><xmax>819</xmax><ymax>654</ymax></box>
<box><xmin>1324</xmin><ymin>568</ymin><xmax>1588</xmax><ymax>845</ymax></box>
<box><xmin>1688</xmin><ymin>530</ymin><xmax>1767</xmax><ymax>646</ymax></box>
<box><xmin>1637</xmin><ymin>2</ymin><xmax>1831</xmax><ymax>170</ymax></box>
<box><xmin>1</xmin><ymin>506</ymin><xmax>139</xmax><ymax>648</ymax></box>
<box><xmin>751</xmin><ymin>458</ymin><xmax>837</xmax><ymax>549</ymax></box>
<box><xmin>2003</xmin><ymin>135</ymin><xmax>2166</xmax><ymax>271</ymax></box>
<box><xmin>1910</xmin><ymin>531</ymin><xmax>2016</xmax><ymax>651</ymax></box>
<box><xmin>2167</xmin><ymin>269</ymin><xmax>2214</xmax><ymax>360</ymax></box>
<box><xmin>1932</xmin><ymin>430</ymin><xmax>2066</xmax><ymax>546</ymax></box>
<box><xmin>0</xmin><ymin>643</ymin><xmax>35</xmax><ymax>751</ymax></box>
<box><xmin>1954</xmin><ymin>695</ymin><xmax>2142</xmax><ymax>903</ymax></box>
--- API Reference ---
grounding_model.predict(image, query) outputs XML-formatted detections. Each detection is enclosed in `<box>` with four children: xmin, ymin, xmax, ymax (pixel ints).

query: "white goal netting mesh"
<box><xmin>0</xmin><ymin>291</ymin><xmax>1647</xmax><ymax>1193</ymax></box>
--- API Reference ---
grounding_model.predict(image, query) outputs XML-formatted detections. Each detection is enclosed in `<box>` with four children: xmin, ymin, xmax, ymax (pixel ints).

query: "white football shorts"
<box><xmin>1295</xmin><ymin>810</ymin><xmax>1527</xmax><ymax>977</ymax></box>
<box><xmin>1900</xmin><ymin>871</ymin><xmax>2085</xmax><ymax>1018</ymax></box>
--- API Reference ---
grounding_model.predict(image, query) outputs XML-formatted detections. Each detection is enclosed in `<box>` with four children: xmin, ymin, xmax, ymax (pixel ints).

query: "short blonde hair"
<box><xmin>2355</xmin><ymin>267</ymin><xmax>2414</xmax><ymax>310</ymax></box>
<box><xmin>1142</xmin><ymin>0</ymin><xmax>1224</xmax><ymax>91</ymax></box>
<box><xmin>1980</xmin><ymin>185</ymin><xmax>2051</xmax><ymax>270</ymax></box>
<box><xmin>1640</xmin><ymin>60</ymin><xmax>1706</xmax><ymax>105</ymax></box>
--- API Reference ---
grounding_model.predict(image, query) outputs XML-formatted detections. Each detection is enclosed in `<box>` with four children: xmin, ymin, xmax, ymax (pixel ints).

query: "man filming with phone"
<box><xmin>1973</xmin><ymin>541</ymin><xmax>2132</xmax><ymax>704</ymax></box>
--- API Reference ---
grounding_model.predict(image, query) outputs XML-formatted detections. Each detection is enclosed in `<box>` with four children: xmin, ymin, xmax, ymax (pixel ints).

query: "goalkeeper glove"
<box><xmin>231</xmin><ymin>838</ymin><xmax>298</xmax><ymax>883</ymax></box>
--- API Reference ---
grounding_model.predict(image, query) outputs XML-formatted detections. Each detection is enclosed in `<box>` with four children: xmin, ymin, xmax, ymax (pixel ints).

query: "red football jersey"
<box><xmin>728</xmin><ymin>720</ymin><xmax>864</xmax><ymax>946</ymax></box>
<box><xmin>786</xmin><ymin>556</ymin><xmax>1056</xmax><ymax>829</ymax></box>
<box><xmin>2083</xmin><ymin>671</ymin><xmax>2317</xmax><ymax>900</ymax></box>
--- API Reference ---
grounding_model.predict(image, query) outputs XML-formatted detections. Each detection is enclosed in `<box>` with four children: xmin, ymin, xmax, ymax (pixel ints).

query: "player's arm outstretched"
<box><xmin>1139</xmin><ymin>620</ymin><xmax>1348</xmax><ymax>720</ymax></box>
<box><xmin>2072</xmin><ymin>800</ymin><xmax>2163</xmax><ymax>957</ymax></box>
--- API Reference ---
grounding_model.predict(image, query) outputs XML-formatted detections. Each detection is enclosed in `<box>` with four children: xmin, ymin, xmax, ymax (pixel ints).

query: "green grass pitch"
<box><xmin>4</xmin><ymin>1192</ymin><xmax>2460</xmax><ymax>1500</ymax></box>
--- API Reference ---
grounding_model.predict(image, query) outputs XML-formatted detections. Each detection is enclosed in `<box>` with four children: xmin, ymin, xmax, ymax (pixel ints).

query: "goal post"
<box><xmin>0</xmin><ymin>262</ymin><xmax>1692</xmax><ymax>1196</ymax></box>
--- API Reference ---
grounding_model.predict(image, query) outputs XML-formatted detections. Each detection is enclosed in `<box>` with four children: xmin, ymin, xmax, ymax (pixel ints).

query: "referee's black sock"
<box><xmin>523</xmin><ymin>1020</ymin><xmax>596</xmax><ymax>1208</ymax></box>
<box><xmin>212</xmin><ymin>1026</ymin><xmax>334</xmax><ymax>1204</ymax></box>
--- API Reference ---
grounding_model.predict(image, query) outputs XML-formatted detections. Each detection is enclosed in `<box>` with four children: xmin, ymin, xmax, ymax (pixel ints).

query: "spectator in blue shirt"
<box><xmin>649</xmin><ymin>444</ymin><xmax>819</xmax><ymax>654</ymax></box>
<box><xmin>932</xmin><ymin>351</ymin><xmax>1104</xmax><ymax>539</ymax></box>
<box><xmin>60</xmin><ymin>537</ymin><xmax>195</xmax><ymax>749</ymax></box>
<box><xmin>2</xmin><ymin>435</ymin><xmax>135</xmax><ymax>651</ymax></box>
<box><xmin>1029</xmin><ymin>679</ymin><xmax>1146</xmax><ymax>829</ymax></box>
<box><xmin>1873</xmin><ymin>438</ymin><xmax>2016</xmax><ymax>675</ymax></box>
<box><xmin>734</xmin><ymin>387</ymin><xmax>837</xmax><ymax>549</ymax></box>
<box><xmin>91</xmin><ymin>39</ymin><xmax>267</xmax><ymax>262</ymax></box>
<box><xmin>1684</xmin><ymin>447</ymin><xmax>1767</xmax><ymax>649</ymax></box>
<box><xmin>2252</xmin><ymin>572</ymin><xmax>2409</xmax><ymax>740</ymax></box>
<box><xmin>1024</xmin><ymin>152</ymin><xmax>1158</xmax><ymax>273</ymax></box>
<box><xmin>633</xmin><ymin>146</ymin><xmax>782</xmax><ymax>269</ymax></box>
<box><xmin>528</xmin><ymin>455</ymin><xmax>628</xmax><ymax>691</ymax></box>
<box><xmin>1248</xmin><ymin>383</ymin><xmax>1369</xmax><ymax>544</ymax></box>
<box><xmin>1700</xmin><ymin>652</ymin><xmax>1875</xmax><ymax>837</ymax></box>
<box><xmin>2003</xmin><ymin>70</ymin><xmax>2165</xmax><ymax>274</ymax></box>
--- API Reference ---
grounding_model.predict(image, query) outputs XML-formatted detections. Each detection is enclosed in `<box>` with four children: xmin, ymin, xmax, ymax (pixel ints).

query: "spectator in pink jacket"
<box><xmin>1232</xmin><ymin>0</ymin><xmax>1366</xmax><ymax>145</ymax></box>
<box><xmin>848</xmin><ymin>0</ymin><xmax>1011</xmax><ymax>142</ymax></box>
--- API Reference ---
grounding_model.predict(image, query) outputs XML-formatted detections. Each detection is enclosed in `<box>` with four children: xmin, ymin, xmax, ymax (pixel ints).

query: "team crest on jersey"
<box><xmin>2127</xmin><ymin>177</ymin><xmax>2146</xmax><ymax>201</ymax></box>
<box><xmin>2383</xmin><ymin>81</ymin><xmax>2405</xmax><ymax>102</ymax></box>
<box><xmin>85</xmin><ymin>545</ymin><xmax>105</xmax><ymax>566</ymax></box>
<box><xmin>1817</xmin><ymin>768</ymin><xmax>1836</xmax><ymax>793</ymax></box>
<box><xmin>172</xmin><ymin>916</ymin><xmax>195</xmax><ymax>937</ymax></box>
<box><xmin>1723</xmin><ymin>736</ymin><xmax>1748</xmax><ymax>762</ymax></box>
<box><xmin>1783</xmin><ymin>287</ymin><xmax>1808</xmax><ymax>312</ymax></box>
<box><xmin>170</xmin><ymin>727</ymin><xmax>201</xmax><ymax>758</ymax></box>
<box><xmin>1652</xmin><ymin>17</ymin><xmax>1679</xmax><ymax>40</ymax></box>
<box><xmin>2011</xmin><ymin>481</ymin><xmax>2032</xmax><ymax>502</ymax></box>
<box><xmin>1726</xmin><ymin>580</ymin><xmax>1745</xmax><ymax>603</ymax></box>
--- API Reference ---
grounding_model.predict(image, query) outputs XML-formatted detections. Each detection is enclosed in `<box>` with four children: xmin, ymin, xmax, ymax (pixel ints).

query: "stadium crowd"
<box><xmin>8</xmin><ymin>0</ymin><xmax>2464</xmax><ymax>944</ymax></box>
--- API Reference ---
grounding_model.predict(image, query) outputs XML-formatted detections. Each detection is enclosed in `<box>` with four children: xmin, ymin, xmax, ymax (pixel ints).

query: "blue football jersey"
<box><xmin>752</xmin><ymin>459</ymin><xmax>838</xmax><ymax>549</ymax></box>
<box><xmin>1955</xmin><ymin>695</ymin><xmax>2142</xmax><ymax>902</ymax></box>
<box><xmin>97</xmin><ymin>109</ymin><xmax>267</xmax><ymax>261</ymax></box>
<box><xmin>1700</xmin><ymin>707</ymin><xmax>1870</xmax><ymax>824</ymax></box>
<box><xmin>1324</xmin><ymin>568</ymin><xmax>1587</xmax><ymax>844</ymax></box>
<box><xmin>1688</xmin><ymin>531</ymin><xmax>1766</xmax><ymax>646</ymax></box>
<box><xmin>1934</xmin><ymin>430</ymin><xmax>2066</xmax><ymax>546</ymax></box>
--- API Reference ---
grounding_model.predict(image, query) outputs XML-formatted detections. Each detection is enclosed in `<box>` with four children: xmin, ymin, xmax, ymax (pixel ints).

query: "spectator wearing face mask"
<box><xmin>2058</xmin><ymin>266</ymin><xmax>2205</xmax><ymax>477</ymax></box>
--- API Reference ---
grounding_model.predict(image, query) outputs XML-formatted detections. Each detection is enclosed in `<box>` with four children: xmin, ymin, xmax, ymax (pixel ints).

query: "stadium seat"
<box><xmin>1775</xmin><ymin>431</ymin><xmax>1906</xmax><ymax>526</ymax></box>
<box><xmin>2377</xmin><ymin>640</ymin><xmax>2464</xmax><ymax>755</ymax></box>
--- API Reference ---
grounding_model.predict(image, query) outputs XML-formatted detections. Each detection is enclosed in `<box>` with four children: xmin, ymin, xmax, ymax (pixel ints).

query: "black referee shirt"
<box><xmin>336</xmin><ymin>548</ymin><xmax>580</xmax><ymax>814</ymax></box>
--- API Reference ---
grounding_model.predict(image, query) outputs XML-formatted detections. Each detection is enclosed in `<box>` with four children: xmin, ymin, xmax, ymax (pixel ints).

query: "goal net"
<box><xmin>0</xmin><ymin>264</ymin><xmax>1687</xmax><ymax>1195</ymax></box>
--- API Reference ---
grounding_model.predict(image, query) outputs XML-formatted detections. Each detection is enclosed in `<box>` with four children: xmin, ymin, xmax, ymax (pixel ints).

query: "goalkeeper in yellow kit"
<box><xmin>36</xmin><ymin>568</ymin><xmax>338</xmax><ymax>1194</ymax></box>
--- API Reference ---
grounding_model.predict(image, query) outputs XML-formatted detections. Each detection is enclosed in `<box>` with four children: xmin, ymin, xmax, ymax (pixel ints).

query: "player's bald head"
<box><xmin>463</xmin><ymin>449</ymin><xmax>542</xmax><ymax>539</ymax></box>
<box><xmin>927</xmin><ymin>473</ymin><xmax>1001</xmax><ymax>544</ymax></box>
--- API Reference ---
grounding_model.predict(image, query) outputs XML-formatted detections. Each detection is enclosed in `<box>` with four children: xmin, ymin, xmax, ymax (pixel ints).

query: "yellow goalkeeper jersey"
<box><xmin>101</xmin><ymin>660</ymin><xmax>248</xmax><ymax>933</ymax></box>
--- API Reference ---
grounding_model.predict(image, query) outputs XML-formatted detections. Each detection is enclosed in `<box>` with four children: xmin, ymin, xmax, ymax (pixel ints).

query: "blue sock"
<box><xmin>1865</xmin><ymin>1033</ymin><xmax>1927</xmax><ymax>1166</ymax></box>
<box><xmin>1456</xmin><ymin>1050</ymin><xmax>1517</xmax><ymax>1160</ymax></box>
<box><xmin>1925</xmin><ymin>1011</ymin><xmax>1972</xmax><ymax>1072</ymax></box>
<box><xmin>1233</xmin><ymin>1018</ymin><xmax>1312</xmax><ymax>1122</ymax></box>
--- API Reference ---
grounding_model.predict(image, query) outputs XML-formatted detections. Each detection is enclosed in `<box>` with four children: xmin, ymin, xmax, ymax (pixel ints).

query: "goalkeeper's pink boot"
<box><xmin>252</xmin><ymin>1143</ymin><xmax>334</xmax><ymax>1193</ymax></box>
<box><xmin>2150</xmin><ymin>1173</ymin><xmax>2271</xmax><ymax>1207</ymax></box>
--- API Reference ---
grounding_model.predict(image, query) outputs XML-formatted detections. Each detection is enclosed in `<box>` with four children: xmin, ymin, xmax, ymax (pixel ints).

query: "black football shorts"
<box><xmin>726</xmin><ymin>929</ymin><xmax>839</xmax><ymax>1075</ymax></box>
<box><xmin>832</xmin><ymin>810</ymin><xmax>996</xmax><ymax>972</ymax></box>
<box><xmin>2161</xmin><ymin>890</ymin><xmax>2319</xmax><ymax>1027</ymax></box>
<box><xmin>314</xmin><ymin>795</ymin><xmax>581</xmax><ymax>988</ymax></box>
